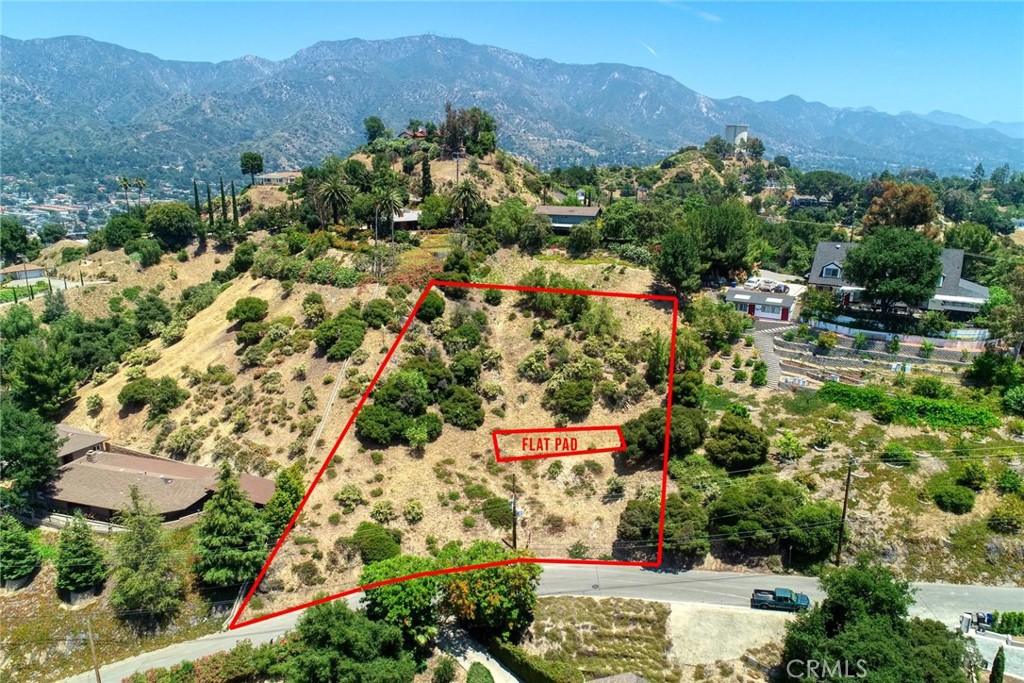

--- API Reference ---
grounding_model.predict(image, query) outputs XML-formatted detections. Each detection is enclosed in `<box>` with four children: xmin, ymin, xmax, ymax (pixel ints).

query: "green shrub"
<box><xmin>918</xmin><ymin>340</ymin><xmax>935</xmax><ymax>359</ymax></box>
<box><xmin>402</xmin><ymin>500</ymin><xmax>424</xmax><ymax>524</ymax></box>
<box><xmin>953</xmin><ymin>461</ymin><xmax>988</xmax><ymax>491</ymax></box>
<box><xmin>818</xmin><ymin>382</ymin><xmax>998</xmax><ymax>428</ymax></box>
<box><xmin>885</xmin><ymin>336</ymin><xmax>900</xmax><ymax>354</ymax></box>
<box><xmin>542</xmin><ymin>379</ymin><xmax>594</xmax><ymax>419</ymax></box>
<box><xmin>932</xmin><ymin>484</ymin><xmax>975</xmax><ymax>514</ymax></box>
<box><xmin>468</xmin><ymin>663</ymin><xmax>495</xmax><ymax>683</ymax></box>
<box><xmin>417</xmin><ymin>290</ymin><xmax>446</xmax><ymax>322</ymax></box>
<box><xmin>440</xmin><ymin>386</ymin><xmax>485</xmax><ymax>430</ymax></box>
<box><xmin>362</xmin><ymin>299</ymin><xmax>395</xmax><ymax>329</ymax></box>
<box><xmin>351</xmin><ymin>521</ymin><xmax>400</xmax><ymax>564</ymax></box>
<box><xmin>816</xmin><ymin>331</ymin><xmax>838</xmax><ymax>350</ymax></box>
<box><xmin>911</xmin><ymin>376</ymin><xmax>952</xmax><ymax>399</ymax></box>
<box><xmin>1003</xmin><ymin>385</ymin><xmax>1024</xmax><ymax>416</ymax></box>
<box><xmin>733</xmin><ymin>370</ymin><xmax>748</xmax><ymax>383</ymax></box>
<box><xmin>463</xmin><ymin>516</ymin><xmax>476</xmax><ymax>528</ymax></box>
<box><xmin>482</xmin><ymin>497</ymin><xmax>514</xmax><ymax>529</ymax></box>
<box><xmin>988</xmin><ymin>498</ymin><xmax>1024</xmax><ymax>534</ymax></box>
<box><xmin>483</xmin><ymin>289</ymin><xmax>503</xmax><ymax>306</ymax></box>
<box><xmin>881</xmin><ymin>442</ymin><xmax>915</xmax><ymax>468</ymax></box>
<box><xmin>487</xmin><ymin>638</ymin><xmax>584</xmax><ymax>683</ymax></box>
<box><xmin>433</xmin><ymin>656</ymin><xmax>458</xmax><ymax>683</ymax></box>
<box><xmin>751</xmin><ymin>361</ymin><xmax>767</xmax><ymax>387</ymax></box>
<box><xmin>370</xmin><ymin>500</ymin><xmax>397</xmax><ymax>524</ymax></box>
<box><xmin>996</xmin><ymin>469</ymin><xmax>1023</xmax><ymax>495</ymax></box>
<box><xmin>226</xmin><ymin>297</ymin><xmax>269</xmax><ymax>323</ymax></box>
<box><xmin>334</xmin><ymin>485</ymin><xmax>366</xmax><ymax>513</ymax></box>
<box><xmin>464</xmin><ymin>484</ymin><xmax>492</xmax><ymax>500</ymax></box>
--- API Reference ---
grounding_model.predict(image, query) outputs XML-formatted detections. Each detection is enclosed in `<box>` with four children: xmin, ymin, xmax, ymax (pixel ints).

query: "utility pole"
<box><xmin>511</xmin><ymin>474</ymin><xmax>518</xmax><ymax>551</ymax></box>
<box><xmin>86</xmin><ymin>616</ymin><xmax>102</xmax><ymax>683</ymax></box>
<box><xmin>834</xmin><ymin>456</ymin><xmax>856</xmax><ymax>567</ymax></box>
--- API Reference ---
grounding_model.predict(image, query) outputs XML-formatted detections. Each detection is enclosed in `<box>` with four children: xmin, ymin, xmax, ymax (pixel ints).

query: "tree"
<box><xmin>421</xmin><ymin>158</ymin><xmax>434</xmax><ymax>198</ymax></box>
<box><xmin>111</xmin><ymin>486</ymin><xmax>184</xmax><ymax>620</ymax></box>
<box><xmin>843</xmin><ymin>228</ymin><xmax>942</xmax><ymax>314</ymax></box>
<box><xmin>517</xmin><ymin>214</ymin><xmax>552</xmax><ymax>252</ymax></box>
<box><xmin>437</xmin><ymin>541</ymin><xmax>541</xmax><ymax>641</ymax></box>
<box><xmin>657</xmin><ymin>226</ymin><xmax>704</xmax><ymax>295</ymax></box>
<box><xmin>219</xmin><ymin>177</ymin><xmax>228</xmax><ymax>223</ymax></box>
<box><xmin>117</xmin><ymin>176</ymin><xmax>133</xmax><ymax>213</ymax></box>
<box><xmin>0</xmin><ymin>515</ymin><xmax>40</xmax><ymax>582</ymax></box>
<box><xmin>263</xmin><ymin>465</ymin><xmax>306</xmax><ymax>542</ymax></box>
<box><xmin>686</xmin><ymin>200</ymin><xmax>754</xmax><ymax>275</ymax></box>
<box><xmin>288</xmin><ymin>601</ymin><xmax>416</xmax><ymax>683</ymax></box>
<box><xmin>685</xmin><ymin>296</ymin><xmax>746</xmax><ymax>347</ymax></box>
<box><xmin>240</xmin><ymin>152</ymin><xmax>264</xmax><ymax>186</ymax></box>
<box><xmin>452</xmin><ymin>181</ymin><xmax>482</xmax><ymax>226</ymax></box>
<box><xmin>744</xmin><ymin>137</ymin><xmax>765</xmax><ymax>160</ymax></box>
<box><xmin>103</xmin><ymin>214</ymin><xmax>145</xmax><ymax>249</ymax></box>
<box><xmin>984</xmin><ymin>265</ymin><xmax>1024</xmax><ymax>359</ymax></box>
<box><xmin>663</xmin><ymin>489</ymin><xmax>711</xmax><ymax>558</ymax></box>
<box><xmin>1</xmin><ymin>217</ymin><xmax>29</xmax><ymax>263</ymax></box>
<box><xmin>364</xmin><ymin>116</ymin><xmax>389</xmax><ymax>144</ymax></box>
<box><xmin>145</xmin><ymin>201</ymin><xmax>197</xmax><ymax>250</ymax></box>
<box><xmin>56</xmin><ymin>511</ymin><xmax>106</xmax><ymax>592</ymax></box>
<box><xmin>990</xmin><ymin>646</ymin><xmax>1005</xmax><ymax>683</ymax></box>
<box><xmin>704</xmin><ymin>413</ymin><xmax>769</xmax><ymax>472</ymax></box>
<box><xmin>710</xmin><ymin>476</ymin><xmax>804</xmax><ymax>547</ymax></box>
<box><xmin>944</xmin><ymin>221</ymin><xmax>991</xmax><ymax>254</ymax></box>
<box><xmin>567</xmin><ymin>221</ymin><xmax>602</xmax><ymax>257</ymax></box>
<box><xmin>227</xmin><ymin>296</ymin><xmax>269</xmax><ymax>323</ymax></box>
<box><xmin>38</xmin><ymin>222</ymin><xmax>68</xmax><ymax>245</ymax></box>
<box><xmin>193</xmin><ymin>179</ymin><xmax>202</xmax><ymax>216</ymax></box>
<box><xmin>7</xmin><ymin>335</ymin><xmax>78</xmax><ymax>415</ymax></box>
<box><xmin>206</xmin><ymin>183</ymin><xmax>214</xmax><ymax>229</ymax></box>
<box><xmin>862</xmin><ymin>181</ymin><xmax>937</xmax><ymax>230</ymax></box>
<box><xmin>360</xmin><ymin>554</ymin><xmax>439</xmax><ymax>651</ymax></box>
<box><xmin>195</xmin><ymin>464</ymin><xmax>268</xmax><ymax>587</ymax></box>
<box><xmin>318</xmin><ymin>175</ymin><xmax>353</xmax><ymax>225</ymax></box>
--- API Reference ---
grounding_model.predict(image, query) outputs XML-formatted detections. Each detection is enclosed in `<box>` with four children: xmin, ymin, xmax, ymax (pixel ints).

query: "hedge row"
<box><xmin>487</xmin><ymin>640</ymin><xmax>583</xmax><ymax>683</ymax></box>
<box><xmin>817</xmin><ymin>382</ymin><xmax>998</xmax><ymax>428</ymax></box>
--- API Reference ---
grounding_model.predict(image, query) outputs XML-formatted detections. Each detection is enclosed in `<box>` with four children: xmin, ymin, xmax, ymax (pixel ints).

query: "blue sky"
<box><xmin>3</xmin><ymin>1</ymin><xmax>1023</xmax><ymax>122</ymax></box>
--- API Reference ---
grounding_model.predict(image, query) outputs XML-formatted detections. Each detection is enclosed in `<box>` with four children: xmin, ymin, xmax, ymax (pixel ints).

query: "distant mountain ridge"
<box><xmin>1</xmin><ymin>34</ymin><xmax>1022</xmax><ymax>183</ymax></box>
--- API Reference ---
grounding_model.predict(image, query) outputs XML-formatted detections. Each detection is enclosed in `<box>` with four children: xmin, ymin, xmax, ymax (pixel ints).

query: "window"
<box><xmin>822</xmin><ymin>264</ymin><xmax>841</xmax><ymax>279</ymax></box>
<box><xmin>734</xmin><ymin>303</ymin><xmax>747</xmax><ymax>312</ymax></box>
<box><xmin>759</xmin><ymin>305</ymin><xmax>783</xmax><ymax>315</ymax></box>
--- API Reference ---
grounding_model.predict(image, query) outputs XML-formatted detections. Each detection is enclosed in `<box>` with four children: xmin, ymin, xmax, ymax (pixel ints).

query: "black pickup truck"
<box><xmin>750</xmin><ymin>588</ymin><xmax>811</xmax><ymax>612</ymax></box>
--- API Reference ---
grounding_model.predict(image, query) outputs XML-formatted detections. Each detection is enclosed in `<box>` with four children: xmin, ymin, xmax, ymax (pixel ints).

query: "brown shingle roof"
<box><xmin>56</xmin><ymin>423</ymin><xmax>109</xmax><ymax>459</ymax></box>
<box><xmin>50</xmin><ymin>451</ymin><xmax>275</xmax><ymax>516</ymax></box>
<box><xmin>534</xmin><ymin>205</ymin><xmax>602</xmax><ymax>218</ymax></box>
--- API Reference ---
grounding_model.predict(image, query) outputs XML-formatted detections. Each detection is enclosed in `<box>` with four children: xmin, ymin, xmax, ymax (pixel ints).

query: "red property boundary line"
<box><xmin>229</xmin><ymin>280</ymin><xmax>679</xmax><ymax>630</ymax></box>
<box><xmin>492</xmin><ymin>425</ymin><xmax>626</xmax><ymax>462</ymax></box>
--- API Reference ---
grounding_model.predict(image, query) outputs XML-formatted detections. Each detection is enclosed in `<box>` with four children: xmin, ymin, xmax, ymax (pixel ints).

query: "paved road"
<box><xmin>59</xmin><ymin>566</ymin><xmax>1023</xmax><ymax>682</ymax></box>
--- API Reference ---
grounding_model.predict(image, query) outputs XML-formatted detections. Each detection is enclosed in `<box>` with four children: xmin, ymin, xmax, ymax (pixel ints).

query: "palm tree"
<box><xmin>451</xmin><ymin>180</ymin><xmax>481</xmax><ymax>228</ymax></box>
<box><xmin>372</xmin><ymin>187</ymin><xmax>403</xmax><ymax>277</ymax></box>
<box><xmin>317</xmin><ymin>175</ymin><xmax>353</xmax><ymax>226</ymax></box>
<box><xmin>133</xmin><ymin>177</ymin><xmax>147</xmax><ymax>211</ymax></box>
<box><xmin>117</xmin><ymin>176</ymin><xmax>132</xmax><ymax>213</ymax></box>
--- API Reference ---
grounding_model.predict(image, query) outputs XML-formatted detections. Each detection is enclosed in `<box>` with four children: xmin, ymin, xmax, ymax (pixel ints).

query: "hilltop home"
<box><xmin>254</xmin><ymin>171</ymin><xmax>301</xmax><ymax>187</ymax></box>
<box><xmin>807</xmin><ymin>241</ymin><xmax>989</xmax><ymax>317</ymax></box>
<box><xmin>47</xmin><ymin>427</ymin><xmax>274</xmax><ymax>523</ymax></box>
<box><xmin>533</xmin><ymin>205</ymin><xmax>602</xmax><ymax>233</ymax></box>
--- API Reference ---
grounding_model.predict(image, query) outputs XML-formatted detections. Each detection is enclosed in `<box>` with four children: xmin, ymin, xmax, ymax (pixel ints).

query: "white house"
<box><xmin>0</xmin><ymin>263</ymin><xmax>45</xmax><ymax>281</ymax></box>
<box><xmin>725</xmin><ymin>288</ymin><xmax>795</xmax><ymax>321</ymax></box>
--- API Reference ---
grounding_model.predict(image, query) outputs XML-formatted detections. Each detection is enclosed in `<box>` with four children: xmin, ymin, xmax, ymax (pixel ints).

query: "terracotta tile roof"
<box><xmin>50</xmin><ymin>451</ymin><xmax>275</xmax><ymax>516</ymax></box>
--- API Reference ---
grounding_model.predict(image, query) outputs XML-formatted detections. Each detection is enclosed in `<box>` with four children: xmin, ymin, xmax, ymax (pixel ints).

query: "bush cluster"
<box><xmin>818</xmin><ymin>382</ymin><xmax>999</xmax><ymax>428</ymax></box>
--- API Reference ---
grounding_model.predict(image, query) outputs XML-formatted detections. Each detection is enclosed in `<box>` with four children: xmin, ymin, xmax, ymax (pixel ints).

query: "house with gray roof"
<box><xmin>56</xmin><ymin>423</ymin><xmax>109</xmax><ymax>465</ymax></box>
<box><xmin>725</xmin><ymin>288</ymin><xmax>795</xmax><ymax>321</ymax></box>
<box><xmin>807</xmin><ymin>241</ymin><xmax>989</xmax><ymax>317</ymax></box>
<box><xmin>533</xmin><ymin>205</ymin><xmax>602</xmax><ymax>233</ymax></box>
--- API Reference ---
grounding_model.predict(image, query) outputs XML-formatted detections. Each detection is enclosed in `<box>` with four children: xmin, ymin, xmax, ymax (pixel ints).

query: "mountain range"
<box><xmin>2</xmin><ymin>34</ymin><xmax>1022</xmax><ymax>184</ymax></box>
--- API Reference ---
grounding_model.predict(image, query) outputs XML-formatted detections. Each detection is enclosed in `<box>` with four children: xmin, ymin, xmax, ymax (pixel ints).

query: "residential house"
<box><xmin>807</xmin><ymin>241</ymin><xmax>989</xmax><ymax>317</ymax></box>
<box><xmin>0</xmin><ymin>263</ymin><xmax>45</xmax><ymax>281</ymax></box>
<box><xmin>1013</xmin><ymin>218</ymin><xmax>1024</xmax><ymax>231</ymax></box>
<box><xmin>48</xmin><ymin>437</ymin><xmax>275</xmax><ymax>523</ymax></box>
<box><xmin>533</xmin><ymin>205</ymin><xmax>602</xmax><ymax>233</ymax></box>
<box><xmin>392</xmin><ymin>209</ymin><xmax>421</xmax><ymax>230</ymax></box>
<box><xmin>397</xmin><ymin>128</ymin><xmax>428</xmax><ymax>140</ymax></box>
<box><xmin>725</xmin><ymin>288</ymin><xmax>795</xmax><ymax>321</ymax></box>
<box><xmin>56</xmin><ymin>424</ymin><xmax>109</xmax><ymax>465</ymax></box>
<box><xmin>254</xmin><ymin>171</ymin><xmax>301</xmax><ymax>187</ymax></box>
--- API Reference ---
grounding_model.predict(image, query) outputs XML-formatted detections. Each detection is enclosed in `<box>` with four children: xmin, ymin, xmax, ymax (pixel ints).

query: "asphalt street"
<box><xmin>58</xmin><ymin>565</ymin><xmax>1023</xmax><ymax>683</ymax></box>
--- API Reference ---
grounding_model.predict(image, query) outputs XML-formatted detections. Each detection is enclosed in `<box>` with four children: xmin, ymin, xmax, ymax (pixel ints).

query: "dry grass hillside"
<box><xmin>244</xmin><ymin>276</ymin><xmax>677</xmax><ymax>620</ymax></box>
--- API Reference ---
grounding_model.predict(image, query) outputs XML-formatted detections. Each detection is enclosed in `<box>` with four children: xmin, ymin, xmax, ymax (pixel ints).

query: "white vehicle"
<box><xmin>758</xmin><ymin>280</ymin><xmax>778</xmax><ymax>292</ymax></box>
<box><xmin>743</xmin><ymin>278</ymin><xmax>761</xmax><ymax>290</ymax></box>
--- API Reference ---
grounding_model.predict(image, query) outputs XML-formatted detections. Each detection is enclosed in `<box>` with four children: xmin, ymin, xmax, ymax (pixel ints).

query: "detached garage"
<box><xmin>725</xmin><ymin>289</ymin><xmax>795</xmax><ymax>321</ymax></box>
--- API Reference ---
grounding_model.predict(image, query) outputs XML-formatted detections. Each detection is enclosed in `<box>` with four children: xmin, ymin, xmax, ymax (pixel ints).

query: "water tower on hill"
<box><xmin>725</xmin><ymin>124</ymin><xmax>749</xmax><ymax>146</ymax></box>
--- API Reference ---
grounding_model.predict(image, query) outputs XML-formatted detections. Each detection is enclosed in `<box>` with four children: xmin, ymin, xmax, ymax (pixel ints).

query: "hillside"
<box><xmin>3</xmin><ymin>34</ymin><xmax>1022</xmax><ymax>185</ymax></box>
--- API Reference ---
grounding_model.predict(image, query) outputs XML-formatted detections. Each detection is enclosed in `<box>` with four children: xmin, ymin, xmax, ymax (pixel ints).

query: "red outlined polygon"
<box><xmin>230</xmin><ymin>280</ymin><xmax>679</xmax><ymax>630</ymax></box>
<box><xmin>492</xmin><ymin>425</ymin><xmax>626</xmax><ymax>462</ymax></box>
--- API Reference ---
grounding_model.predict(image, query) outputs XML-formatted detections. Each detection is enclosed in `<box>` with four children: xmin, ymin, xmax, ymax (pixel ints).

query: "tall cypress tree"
<box><xmin>206</xmin><ymin>184</ymin><xmax>214</xmax><ymax>229</ymax></box>
<box><xmin>56</xmin><ymin>511</ymin><xmax>106</xmax><ymax>592</ymax></box>
<box><xmin>421</xmin><ymin>158</ymin><xmax>434</xmax><ymax>198</ymax></box>
<box><xmin>990</xmin><ymin>646</ymin><xmax>1005</xmax><ymax>683</ymax></box>
<box><xmin>110</xmin><ymin>486</ymin><xmax>183</xmax><ymax>620</ymax></box>
<box><xmin>230</xmin><ymin>180</ymin><xmax>239</xmax><ymax>226</ymax></box>
<box><xmin>193</xmin><ymin>179</ymin><xmax>201</xmax><ymax>216</ymax></box>
<box><xmin>0</xmin><ymin>515</ymin><xmax>40</xmax><ymax>582</ymax></box>
<box><xmin>219</xmin><ymin>176</ymin><xmax>228</xmax><ymax>223</ymax></box>
<box><xmin>262</xmin><ymin>464</ymin><xmax>306</xmax><ymax>542</ymax></box>
<box><xmin>195</xmin><ymin>463</ymin><xmax>268</xmax><ymax>587</ymax></box>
